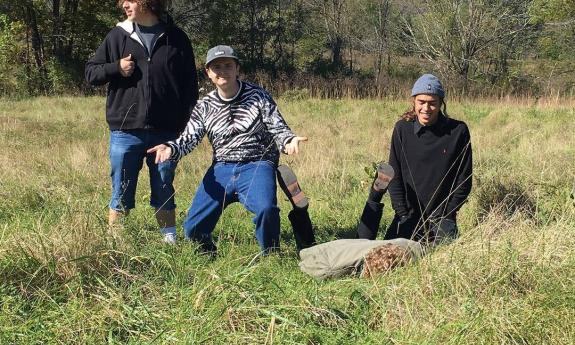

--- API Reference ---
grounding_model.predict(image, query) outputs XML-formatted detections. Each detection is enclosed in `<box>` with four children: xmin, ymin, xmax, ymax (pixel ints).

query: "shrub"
<box><xmin>281</xmin><ymin>88</ymin><xmax>310</xmax><ymax>101</ymax></box>
<box><xmin>474</xmin><ymin>178</ymin><xmax>536</xmax><ymax>221</ymax></box>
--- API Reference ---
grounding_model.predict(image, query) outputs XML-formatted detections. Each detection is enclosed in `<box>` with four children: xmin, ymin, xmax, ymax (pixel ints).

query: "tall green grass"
<box><xmin>0</xmin><ymin>96</ymin><xmax>573</xmax><ymax>344</ymax></box>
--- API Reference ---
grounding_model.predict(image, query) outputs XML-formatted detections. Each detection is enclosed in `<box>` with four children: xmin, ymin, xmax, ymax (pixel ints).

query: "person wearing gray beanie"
<box><xmin>356</xmin><ymin>73</ymin><xmax>473</xmax><ymax>245</ymax></box>
<box><xmin>411</xmin><ymin>73</ymin><xmax>445</xmax><ymax>98</ymax></box>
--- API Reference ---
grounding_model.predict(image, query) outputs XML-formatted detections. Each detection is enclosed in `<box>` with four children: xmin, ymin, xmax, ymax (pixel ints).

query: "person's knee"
<box><xmin>365</xmin><ymin>200</ymin><xmax>384</xmax><ymax>210</ymax></box>
<box><xmin>257</xmin><ymin>204</ymin><xmax>280</xmax><ymax>217</ymax></box>
<box><xmin>156</xmin><ymin>160</ymin><xmax>177</xmax><ymax>181</ymax></box>
<box><xmin>149</xmin><ymin>160</ymin><xmax>177</xmax><ymax>208</ymax></box>
<box><xmin>109</xmin><ymin>145</ymin><xmax>143</xmax><ymax>210</ymax></box>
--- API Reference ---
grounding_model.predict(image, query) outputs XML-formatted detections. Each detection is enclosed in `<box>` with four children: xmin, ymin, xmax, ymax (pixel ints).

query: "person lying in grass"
<box><xmin>148</xmin><ymin>45</ymin><xmax>307</xmax><ymax>253</ymax></box>
<box><xmin>276</xmin><ymin>162</ymin><xmax>394</xmax><ymax>250</ymax></box>
<box><xmin>358</xmin><ymin>74</ymin><xmax>473</xmax><ymax>243</ymax></box>
<box><xmin>275</xmin><ymin>164</ymin><xmax>422</xmax><ymax>280</ymax></box>
<box><xmin>298</xmin><ymin>236</ymin><xmax>424</xmax><ymax>280</ymax></box>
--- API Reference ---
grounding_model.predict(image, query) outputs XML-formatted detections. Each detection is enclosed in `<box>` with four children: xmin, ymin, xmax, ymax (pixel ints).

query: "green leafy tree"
<box><xmin>0</xmin><ymin>0</ymin><xmax>118</xmax><ymax>95</ymax></box>
<box><xmin>176</xmin><ymin>0</ymin><xmax>307</xmax><ymax>74</ymax></box>
<box><xmin>302</xmin><ymin>0</ymin><xmax>353</xmax><ymax>72</ymax></box>
<box><xmin>529</xmin><ymin>0</ymin><xmax>575</xmax><ymax>60</ymax></box>
<box><xmin>0</xmin><ymin>14</ymin><xmax>27</xmax><ymax>95</ymax></box>
<box><xmin>402</xmin><ymin>0</ymin><xmax>532</xmax><ymax>91</ymax></box>
<box><xmin>348</xmin><ymin>0</ymin><xmax>402</xmax><ymax>82</ymax></box>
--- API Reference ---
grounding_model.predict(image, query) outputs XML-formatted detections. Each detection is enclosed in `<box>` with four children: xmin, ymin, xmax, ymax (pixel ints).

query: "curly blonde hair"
<box><xmin>361</xmin><ymin>244</ymin><xmax>413</xmax><ymax>278</ymax></box>
<box><xmin>117</xmin><ymin>0</ymin><xmax>169</xmax><ymax>16</ymax></box>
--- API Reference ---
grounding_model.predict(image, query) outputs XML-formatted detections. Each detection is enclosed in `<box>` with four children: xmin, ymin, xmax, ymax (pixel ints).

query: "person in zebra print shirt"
<box><xmin>148</xmin><ymin>45</ymin><xmax>307</xmax><ymax>253</ymax></box>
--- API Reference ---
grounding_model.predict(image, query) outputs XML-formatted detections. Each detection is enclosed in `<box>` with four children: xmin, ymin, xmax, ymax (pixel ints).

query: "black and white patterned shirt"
<box><xmin>167</xmin><ymin>81</ymin><xmax>296</xmax><ymax>163</ymax></box>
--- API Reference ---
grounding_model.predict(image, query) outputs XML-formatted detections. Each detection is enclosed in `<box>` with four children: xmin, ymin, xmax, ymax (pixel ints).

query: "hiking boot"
<box><xmin>277</xmin><ymin>164</ymin><xmax>309</xmax><ymax>209</ymax></box>
<box><xmin>373</xmin><ymin>162</ymin><xmax>395</xmax><ymax>192</ymax></box>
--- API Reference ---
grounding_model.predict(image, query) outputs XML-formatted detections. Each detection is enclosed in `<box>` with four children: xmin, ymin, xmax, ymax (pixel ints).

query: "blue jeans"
<box><xmin>109</xmin><ymin>129</ymin><xmax>178</xmax><ymax>211</ymax></box>
<box><xmin>184</xmin><ymin>161</ymin><xmax>280</xmax><ymax>251</ymax></box>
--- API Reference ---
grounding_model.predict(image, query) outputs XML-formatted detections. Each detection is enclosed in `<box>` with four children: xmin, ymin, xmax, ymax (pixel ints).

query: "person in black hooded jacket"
<box><xmin>85</xmin><ymin>0</ymin><xmax>198</xmax><ymax>244</ymax></box>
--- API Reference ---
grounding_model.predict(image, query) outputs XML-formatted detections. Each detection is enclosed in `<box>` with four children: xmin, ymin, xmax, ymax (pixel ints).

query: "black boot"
<box><xmin>288</xmin><ymin>206</ymin><xmax>316</xmax><ymax>251</ymax></box>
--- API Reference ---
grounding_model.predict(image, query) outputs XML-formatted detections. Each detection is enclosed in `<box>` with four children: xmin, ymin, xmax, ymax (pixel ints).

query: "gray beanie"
<box><xmin>411</xmin><ymin>74</ymin><xmax>445</xmax><ymax>98</ymax></box>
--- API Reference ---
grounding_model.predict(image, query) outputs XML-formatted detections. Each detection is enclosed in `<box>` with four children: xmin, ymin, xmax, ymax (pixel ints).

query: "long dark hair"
<box><xmin>401</xmin><ymin>97</ymin><xmax>449</xmax><ymax>121</ymax></box>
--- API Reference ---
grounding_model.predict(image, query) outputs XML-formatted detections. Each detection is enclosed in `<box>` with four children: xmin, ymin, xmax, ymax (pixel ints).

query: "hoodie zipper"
<box><xmin>144</xmin><ymin>32</ymin><xmax>165</xmax><ymax>126</ymax></box>
<box><xmin>128</xmin><ymin>29</ymin><xmax>166</xmax><ymax>127</ymax></box>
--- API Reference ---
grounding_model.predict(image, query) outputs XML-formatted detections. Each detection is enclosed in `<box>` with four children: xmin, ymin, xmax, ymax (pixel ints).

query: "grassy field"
<box><xmin>0</xmin><ymin>96</ymin><xmax>574</xmax><ymax>344</ymax></box>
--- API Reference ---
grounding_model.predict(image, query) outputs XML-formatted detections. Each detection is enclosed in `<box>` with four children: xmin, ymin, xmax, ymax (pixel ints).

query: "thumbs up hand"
<box><xmin>120</xmin><ymin>54</ymin><xmax>135</xmax><ymax>77</ymax></box>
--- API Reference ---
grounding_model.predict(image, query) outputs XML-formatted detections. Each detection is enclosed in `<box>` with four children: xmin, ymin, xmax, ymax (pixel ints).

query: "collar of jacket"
<box><xmin>214</xmin><ymin>81</ymin><xmax>244</xmax><ymax>104</ymax></box>
<box><xmin>413</xmin><ymin>113</ymin><xmax>448</xmax><ymax>135</ymax></box>
<box><xmin>117</xmin><ymin>20</ymin><xmax>143</xmax><ymax>46</ymax></box>
<box><xmin>116</xmin><ymin>14</ymin><xmax>173</xmax><ymax>46</ymax></box>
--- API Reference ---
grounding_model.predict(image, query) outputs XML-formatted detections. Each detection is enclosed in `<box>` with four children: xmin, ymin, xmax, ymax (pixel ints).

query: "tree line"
<box><xmin>1</xmin><ymin>0</ymin><xmax>574</xmax><ymax>98</ymax></box>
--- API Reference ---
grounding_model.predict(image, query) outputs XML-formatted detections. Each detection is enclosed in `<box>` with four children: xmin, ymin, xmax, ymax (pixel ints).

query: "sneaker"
<box><xmin>163</xmin><ymin>232</ymin><xmax>177</xmax><ymax>245</ymax></box>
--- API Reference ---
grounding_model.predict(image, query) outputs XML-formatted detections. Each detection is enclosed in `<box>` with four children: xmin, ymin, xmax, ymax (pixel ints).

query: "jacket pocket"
<box><xmin>108</xmin><ymin>86</ymin><xmax>138</xmax><ymax>128</ymax></box>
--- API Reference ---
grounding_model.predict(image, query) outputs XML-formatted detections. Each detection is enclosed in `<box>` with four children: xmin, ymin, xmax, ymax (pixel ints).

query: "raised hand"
<box><xmin>147</xmin><ymin>144</ymin><xmax>172</xmax><ymax>164</ymax></box>
<box><xmin>120</xmin><ymin>54</ymin><xmax>135</xmax><ymax>77</ymax></box>
<box><xmin>285</xmin><ymin>136</ymin><xmax>308</xmax><ymax>155</ymax></box>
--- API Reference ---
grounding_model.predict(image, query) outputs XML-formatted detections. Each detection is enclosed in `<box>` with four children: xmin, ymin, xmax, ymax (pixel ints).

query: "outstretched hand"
<box><xmin>147</xmin><ymin>144</ymin><xmax>172</xmax><ymax>164</ymax></box>
<box><xmin>285</xmin><ymin>136</ymin><xmax>308</xmax><ymax>155</ymax></box>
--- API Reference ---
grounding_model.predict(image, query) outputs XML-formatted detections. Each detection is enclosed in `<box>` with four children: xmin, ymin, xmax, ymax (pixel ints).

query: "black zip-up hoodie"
<box><xmin>85</xmin><ymin>16</ymin><xmax>198</xmax><ymax>132</ymax></box>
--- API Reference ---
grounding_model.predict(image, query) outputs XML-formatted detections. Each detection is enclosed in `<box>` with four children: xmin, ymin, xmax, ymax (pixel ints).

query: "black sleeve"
<box><xmin>85</xmin><ymin>31</ymin><xmax>122</xmax><ymax>86</ymax></box>
<box><xmin>387</xmin><ymin>123</ymin><xmax>409</xmax><ymax>217</ymax></box>
<box><xmin>445</xmin><ymin>124</ymin><xmax>473</xmax><ymax>217</ymax></box>
<box><xmin>183</xmin><ymin>34</ymin><xmax>199</xmax><ymax>115</ymax></box>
